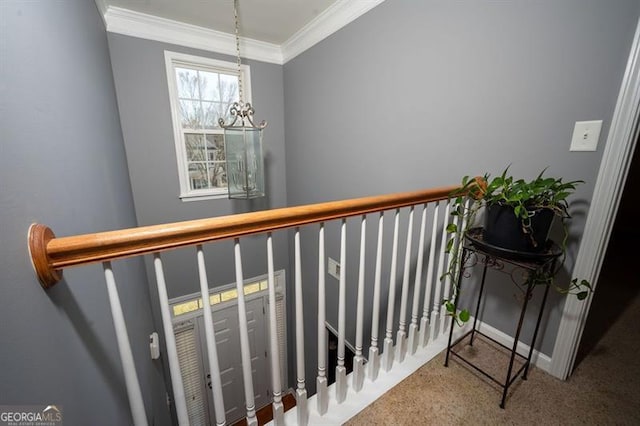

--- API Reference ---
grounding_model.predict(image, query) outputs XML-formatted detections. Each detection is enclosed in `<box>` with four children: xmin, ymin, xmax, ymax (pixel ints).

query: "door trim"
<box><xmin>550</xmin><ymin>16</ymin><xmax>640</xmax><ymax>379</ymax></box>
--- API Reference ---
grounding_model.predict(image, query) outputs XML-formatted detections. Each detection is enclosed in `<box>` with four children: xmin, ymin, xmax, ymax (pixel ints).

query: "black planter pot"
<box><xmin>483</xmin><ymin>204</ymin><xmax>554</xmax><ymax>253</ymax></box>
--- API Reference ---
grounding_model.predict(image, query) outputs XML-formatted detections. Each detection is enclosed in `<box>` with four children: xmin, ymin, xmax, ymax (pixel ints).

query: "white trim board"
<box><xmin>104</xmin><ymin>6</ymin><xmax>282</xmax><ymax>64</ymax></box>
<box><xmin>281</xmin><ymin>0</ymin><xmax>386</xmax><ymax>63</ymax></box>
<box><xmin>100</xmin><ymin>1</ymin><xmax>387</xmax><ymax>65</ymax></box>
<box><xmin>549</xmin><ymin>16</ymin><xmax>640</xmax><ymax>380</ymax></box>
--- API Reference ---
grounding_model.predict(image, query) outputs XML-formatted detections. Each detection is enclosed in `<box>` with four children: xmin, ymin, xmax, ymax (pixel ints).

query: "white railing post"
<box><xmin>266</xmin><ymin>235</ymin><xmax>284</xmax><ymax>425</ymax></box>
<box><xmin>103</xmin><ymin>262</ymin><xmax>148</xmax><ymax>426</ymax></box>
<box><xmin>195</xmin><ymin>246</ymin><xmax>226</xmax><ymax>426</ymax></box>
<box><xmin>294</xmin><ymin>229</ymin><xmax>308</xmax><ymax>426</ymax></box>
<box><xmin>152</xmin><ymin>255</ymin><xmax>189</xmax><ymax>425</ymax></box>
<box><xmin>396</xmin><ymin>207</ymin><xmax>414</xmax><ymax>362</ymax></box>
<box><xmin>316</xmin><ymin>223</ymin><xmax>328</xmax><ymax>415</ymax></box>
<box><xmin>430</xmin><ymin>202</ymin><xmax>451</xmax><ymax>342</ymax></box>
<box><xmin>336</xmin><ymin>219</ymin><xmax>348</xmax><ymax>403</ymax></box>
<box><xmin>353</xmin><ymin>215</ymin><xmax>367</xmax><ymax>391</ymax></box>
<box><xmin>233</xmin><ymin>239</ymin><xmax>258</xmax><ymax>426</ymax></box>
<box><xmin>382</xmin><ymin>209</ymin><xmax>400</xmax><ymax>371</ymax></box>
<box><xmin>368</xmin><ymin>213</ymin><xmax>384</xmax><ymax>381</ymax></box>
<box><xmin>420</xmin><ymin>202</ymin><xmax>439</xmax><ymax>347</ymax></box>
<box><xmin>408</xmin><ymin>204</ymin><xmax>428</xmax><ymax>354</ymax></box>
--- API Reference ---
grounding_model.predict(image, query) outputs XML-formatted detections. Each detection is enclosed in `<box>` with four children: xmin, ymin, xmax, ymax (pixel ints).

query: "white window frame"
<box><xmin>164</xmin><ymin>51</ymin><xmax>253</xmax><ymax>201</ymax></box>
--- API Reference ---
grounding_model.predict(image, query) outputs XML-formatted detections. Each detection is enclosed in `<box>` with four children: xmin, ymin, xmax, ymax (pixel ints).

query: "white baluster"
<box><xmin>103</xmin><ymin>262</ymin><xmax>148</xmax><ymax>426</ymax></box>
<box><xmin>430</xmin><ymin>202</ymin><xmax>451</xmax><ymax>341</ymax></box>
<box><xmin>233</xmin><ymin>239</ymin><xmax>257</xmax><ymax>426</ymax></box>
<box><xmin>353</xmin><ymin>215</ymin><xmax>367</xmax><ymax>391</ymax></box>
<box><xmin>294</xmin><ymin>229</ymin><xmax>308</xmax><ymax>426</ymax></box>
<box><xmin>316</xmin><ymin>223</ymin><xmax>328</xmax><ymax>415</ymax></box>
<box><xmin>420</xmin><ymin>202</ymin><xmax>439</xmax><ymax>347</ymax></box>
<box><xmin>408</xmin><ymin>204</ymin><xmax>428</xmax><ymax>355</ymax></box>
<box><xmin>382</xmin><ymin>209</ymin><xmax>400</xmax><ymax>371</ymax></box>
<box><xmin>336</xmin><ymin>219</ymin><xmax>348</xmax><ymax>403</ymax></box>
<box><xmin>196</xmin><ymin>246</ymin><xmax>226</xmax><ymax>426</ymax></box>
<box><xmin>152</xmin><ymin>255</ymin><xmax>188</xmax><ymax>425</ymax></box>
<box><xmin>368</xmin><ymin>213</ymin><xmax>384</xmax><ymax>381</ymax></box>
<box><xmin>266</xmin><ymin>235</ymin><xmax>284</xmax><ymax>425</ymax></box>
<box><xmin>396</xmin><ymin>207</ymin><xmax>414</xmax><ymax>362</ymax></box>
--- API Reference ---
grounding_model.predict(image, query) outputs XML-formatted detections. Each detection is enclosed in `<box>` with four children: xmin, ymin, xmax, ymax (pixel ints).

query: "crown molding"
<box><xmin>281</xmin><ymin>0</ymin><xmax>387</xmax><ymax>63</ymax></box>
<box><xmin>102</xmin><ymin>1</ymin><xmax>387</xmax><ymax>65</ymax></box>
<box><xmin>94</xmin><ymin>0</ymin><xmax>108</xmax><ymax>27</ymax></box>
<box><xmin>104</xmin><ymin>6</ymin><xmax>283</xmax><ymax>65</ymax></box>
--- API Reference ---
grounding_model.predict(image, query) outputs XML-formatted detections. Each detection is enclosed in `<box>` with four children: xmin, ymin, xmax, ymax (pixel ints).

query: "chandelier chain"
<box><xmin>233</xmin><ymin>0</ymin><xmax>244</xmax><ymax>104</ymax></box>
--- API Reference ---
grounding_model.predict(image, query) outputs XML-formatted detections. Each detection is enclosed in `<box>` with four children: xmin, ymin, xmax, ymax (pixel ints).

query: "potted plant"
<box><xmin>443</xmin><ymin>166</ymin><xmax>592</xmax><ymax>324</ymax></box>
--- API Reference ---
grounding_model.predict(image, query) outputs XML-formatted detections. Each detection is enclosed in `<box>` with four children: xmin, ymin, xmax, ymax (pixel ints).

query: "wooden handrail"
<box><xmin>28</xmin><ymin>185</ymin><xmax>459</xmax><ymax>288</ymax></box>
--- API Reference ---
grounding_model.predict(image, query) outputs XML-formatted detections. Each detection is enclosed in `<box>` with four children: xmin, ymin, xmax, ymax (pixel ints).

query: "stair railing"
<box><xmin>28</xmin><ymin>185</ymin><xmax>460</xmax><ymax>426</ymax></box>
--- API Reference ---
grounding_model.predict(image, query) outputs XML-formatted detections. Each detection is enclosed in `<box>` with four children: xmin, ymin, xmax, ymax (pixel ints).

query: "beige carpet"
<box><xmin>348</xmin><ymin>232</ymin><xmax>640</xmax><ymax>426</ymax></box>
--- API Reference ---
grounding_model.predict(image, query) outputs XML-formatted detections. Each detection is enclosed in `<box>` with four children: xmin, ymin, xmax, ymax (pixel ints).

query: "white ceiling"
<box><xmin>105</xmin><ymin>0</ymin><xmax>339</xmax><ymax>45</ymax></box>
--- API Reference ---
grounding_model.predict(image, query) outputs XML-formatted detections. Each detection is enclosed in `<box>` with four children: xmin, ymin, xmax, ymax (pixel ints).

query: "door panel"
<box><xmin>208</xmin><ymin>311</ymin><xmax>242</xmax><ymax>423</ymax></box>
<box><xmin>203</xmin><ymin>297</ymin><xmax>270</xmax><ymax>425</ymax></box>
<box><xmin>246</xmin><ymin>300</ymin><xmax>269</xmax><ymax>410</ymax></box>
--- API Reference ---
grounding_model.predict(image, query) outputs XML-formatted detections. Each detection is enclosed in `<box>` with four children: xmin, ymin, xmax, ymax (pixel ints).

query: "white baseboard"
<box><xmin>271</xmin><ymin>324</ymin><xmax>471</xmax><ymax>426</ymax></box>
<box><xmin>473</xmin><ymin>319</ymin><xmax>552</xmax><ymax>373</ymax></box>
<box><xmin>269</xmin><ymin>319</ymin><xmax>550</xmax><ymax>425</ymax></box>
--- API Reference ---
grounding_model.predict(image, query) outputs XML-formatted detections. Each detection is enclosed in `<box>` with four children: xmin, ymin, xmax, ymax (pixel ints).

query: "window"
<box><xmin>165</xmin><ymin>51</ymin><xmax>252</xmax><ymax>200</ymax></box>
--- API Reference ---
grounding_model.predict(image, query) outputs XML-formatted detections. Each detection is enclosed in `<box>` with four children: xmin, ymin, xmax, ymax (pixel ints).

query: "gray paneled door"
<box><xmin>202</xmin><ymin>297</ymin><xmax>270</xmax><ymax>425</ymax></box>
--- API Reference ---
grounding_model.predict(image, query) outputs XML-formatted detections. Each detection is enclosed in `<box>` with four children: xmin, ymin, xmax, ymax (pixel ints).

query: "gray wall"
<box><xmin>283</xmin><ymin>0</ymin><xmax>640</xmax><ymax>385</ymax></box>
<box><xmin>0</xmin><ymin>1</ymin><xmax>169</xmax><ymax>425</ymax></box>
<box><xmin>106</xmin><ymin>34</ymin><xmax>294</xmax><ymax>391</ymax></box>
<box><xmin>107</xmin><ymin>34</ymin><xmax>289</xmax><ymax>300</ymax></box>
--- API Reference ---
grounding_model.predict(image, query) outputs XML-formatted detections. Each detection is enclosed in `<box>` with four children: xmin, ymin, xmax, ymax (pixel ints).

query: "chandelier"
<box><xmin>218</xmin><ymin>0</ymin><xmax>267</xmax><ymax>199</ymax></box>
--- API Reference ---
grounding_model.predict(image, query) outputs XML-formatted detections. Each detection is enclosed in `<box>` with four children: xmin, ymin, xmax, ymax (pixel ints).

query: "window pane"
<box><xmin>188</xmin><ymin>162</ymin><xmax>209</xmax><ymax>190</ymax></box>
<box><xmin>199</xmin><ymin>71</ymin><xmax>221</xmax><ymax>101</ymax></box>
<box><xmin>209</xmin><ymin>134</ymin><xmax>225</xmax><ymax>151</ymax></box>
<box><xmin>205</xmin><ymin>134</ymin><xmax>225</xmax><ymax>161</ymax></box>
<box><xmin>180</xmin><ymin>100</ymin><xmax>203</xmax><ymax>128</ymax></box>
<box><xmin>176</xmin><ymin>68</ymin><xmax>200</xmax><ymax>99</ymax></box>
<box><xmin>202</xmin><ymin>102</ymin><xmax>225</xmax><ymax>129</ymax></box>
<box><xmin>219</xmin><ymin>74</ymin><xmax>239</xmax><ymax>104</ymax></box>
<box><xmin>185</xmin><ymin>134</ymin><xmax>205</xmax><ymax>161</ymax></box>
<box><xmin>208</xmin><ymin>162</ymin><xmax>227</xmax><ymax>188</ymax></box>
<box><xmin>167</xmin><ymin>54</ymin><xmax>251</xmax><ymax>197</ymax></box>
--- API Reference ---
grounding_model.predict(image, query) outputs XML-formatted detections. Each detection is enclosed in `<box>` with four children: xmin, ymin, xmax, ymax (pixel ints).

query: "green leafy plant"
<box><xmin>442</xmin><ymin>166</ymin><xmax>593</xmax><ymax>325</ymax></box>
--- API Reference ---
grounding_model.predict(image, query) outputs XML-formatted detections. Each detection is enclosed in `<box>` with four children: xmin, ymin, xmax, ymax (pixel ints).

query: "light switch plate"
<box><xmin>570</xmin><ymin>120</ymin><xmax>602</xmax><ymax>151</ymax></box>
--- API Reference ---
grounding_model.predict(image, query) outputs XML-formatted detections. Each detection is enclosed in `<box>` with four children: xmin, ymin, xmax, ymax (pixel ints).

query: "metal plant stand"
<box><xmin>444</xmin><ymin>227</ymin><xmax>562</xmax><ymax>408</ymax></box>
